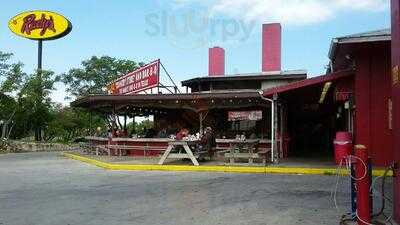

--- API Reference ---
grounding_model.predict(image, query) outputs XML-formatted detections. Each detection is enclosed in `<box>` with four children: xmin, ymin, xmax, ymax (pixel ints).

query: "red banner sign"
<box><xmin>335</xmin><ymin>91</ymin><xmax>352</xmax><ymax>102</ymax></box>
<box><xmin>108</xmin><ymin>59</ymin><xmax>160</xmax><ymax>95</ymax></box>
<box><xmin>228</xmin><ymin>110</ymin><xmax>263</xmax><ymax>121</ymax></box>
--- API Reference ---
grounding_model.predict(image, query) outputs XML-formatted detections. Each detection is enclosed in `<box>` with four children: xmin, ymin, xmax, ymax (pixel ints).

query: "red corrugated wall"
<box><xmin>391</xmin><ymin>0</ymin><xmax>400</xmax><ymax>221</ymax></box>
<box><xmin>354</xmin><ymin>43</ymin><xmax>393</xmax><ymax>167</ymax></box>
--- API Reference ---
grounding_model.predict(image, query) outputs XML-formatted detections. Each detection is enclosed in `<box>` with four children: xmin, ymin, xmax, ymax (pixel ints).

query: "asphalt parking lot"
<box><xmin>0</xmin><ymin>152</ymin><xmax>392</xmax><ymax>225</ymax></box>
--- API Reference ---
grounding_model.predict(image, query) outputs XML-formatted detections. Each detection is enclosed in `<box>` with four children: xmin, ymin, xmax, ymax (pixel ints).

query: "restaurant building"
<box><xmin>72</xmin><ymin>25</ymin><xmax>395</xmax><ymax>167</ymax></box>
<box><xmin>72</xmin><ymin>23</ymin><xmax>305</xmax><ymax>161</ymax></box>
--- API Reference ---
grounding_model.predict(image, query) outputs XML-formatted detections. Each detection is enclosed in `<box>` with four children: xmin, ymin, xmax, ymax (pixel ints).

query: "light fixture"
<box><xmin>319</xmin><ymin>82</ymin><xmax>332</xmax><ymax>104</ymax></box>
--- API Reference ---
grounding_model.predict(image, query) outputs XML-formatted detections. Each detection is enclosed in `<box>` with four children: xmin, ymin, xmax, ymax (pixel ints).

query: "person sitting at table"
<box><xmin>176</xmin><ymin>128</ymin><xmax>189</xmax><ymax>140</ymax></box>
<box><xmin>156</xmin><ymin>127</ymin><xmax>167</xmax><ymax>138</ymax></box>
<box><xmin>199</xmin><ymin>127</ymin><xmax>216</xmax><ymax>159</ymax></box>
<box><xmin>249</xmin><ymin>129</ymin><xmax>257</xmax><ymax>139</ymax></box>
<box><xmin>145</xmin><ymin>128</ymin><xmax>156</xmax><ymax>138</ymax></box>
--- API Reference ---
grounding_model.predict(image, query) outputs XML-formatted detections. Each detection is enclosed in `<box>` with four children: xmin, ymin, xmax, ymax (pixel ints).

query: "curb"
<box><xmin>62</xmin><ymin>152</ymin><xmax>393</xmax><ymax>177</ymax></box>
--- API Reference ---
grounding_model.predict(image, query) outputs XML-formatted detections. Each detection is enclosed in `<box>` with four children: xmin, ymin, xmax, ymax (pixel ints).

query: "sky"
<box><xmin>0</xmin><ymin>0</ymin><xmax>391</xmax><ymax>105</ymax></box>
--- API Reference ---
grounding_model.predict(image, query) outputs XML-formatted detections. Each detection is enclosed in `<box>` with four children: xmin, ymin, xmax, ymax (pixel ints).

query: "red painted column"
<box><xmin>262</xmin><ymin>23</ymin><xmax>281</xmax><ymax>72</ymax></box>
<box><xmin>208</xmin><ymin>47</ymin><xmax>225</xmax><ymax>76</ymax></box>
<box><xmin>355</xmin><ymin>145</ymin><xmax>371</xmax><ymax>225</ymax></box>
<box><xmin>354</xmin><ymin>51</ymin><xmax>371</xmax><ymax>153</ymax></box>
<box><xmin>391</xmin><ymin>0</ymin><xmax>400</xmax><ymax>222</ymax></box>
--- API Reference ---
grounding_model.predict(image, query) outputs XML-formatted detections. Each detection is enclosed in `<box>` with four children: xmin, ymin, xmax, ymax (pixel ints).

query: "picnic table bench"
<box><xmin>158</xmin><ymin>140</ymin><xmax>209</xmax><ymax>166</ymax></box>
<box><xmin>223</xmin><ymin>140</ymin><xmax>271</xmax><ymax>165</ymax></box>
<box><xmin>86</xmin><ymin>144</ymin><xmax>166</xmax><ymax>157</ymax></box>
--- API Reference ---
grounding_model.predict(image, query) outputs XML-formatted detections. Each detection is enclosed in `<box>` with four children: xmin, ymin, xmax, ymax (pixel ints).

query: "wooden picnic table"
<box><xmin>224</xmin><ymin>139</ymin><xmax>269</xmax><ymax>165</ymax></box>
<box><xmin>158</xmin><ymin>140</ymin><xmax>201</xmax><ymax>166</ymax></box>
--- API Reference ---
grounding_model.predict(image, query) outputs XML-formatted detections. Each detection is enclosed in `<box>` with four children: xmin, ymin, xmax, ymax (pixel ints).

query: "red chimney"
<box><xmin>262</xmin><ymin>23</ymin><xmax>281</xmax><ymax>72</ymax></box>
<box><xmin>209</xmin><ymin>47</ymin><xmax>225</xmax><ymax>76</ymax></box>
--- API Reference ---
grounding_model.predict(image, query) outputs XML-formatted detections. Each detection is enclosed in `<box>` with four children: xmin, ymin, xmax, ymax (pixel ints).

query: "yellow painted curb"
<box><xmin>62</xmin><ymin>152</ymin><xmax>393</xmax><ymax>177</ymax></box>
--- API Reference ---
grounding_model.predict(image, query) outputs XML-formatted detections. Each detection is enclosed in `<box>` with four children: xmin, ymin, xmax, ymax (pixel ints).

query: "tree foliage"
<box><xmin>15</xmin><ymin>70</ymin><xmax>59</xmax><ymax>141</ymax></box>
<box><xmin>45</xmin><ymin>107</ymin><xmax>105</xmax><ymax>142</ymax></box>
<box><xmin>0</xmin><ymin>52</ymin><xmax>146</xmax><ymax>144</ymax></box>
<box><xmin>126</xmin><ymin>119</ymin><xmax>154</xmax><ymax>136</ymax></box>
<box><xmin>0</xmin><ymin>52</ymin><xmax>26</xmax><ymax>142</ymax></box>
<box><xmin>62</xmin><ymin>56</ymin><xmax>143</xmax><ymax>97</ymax></box>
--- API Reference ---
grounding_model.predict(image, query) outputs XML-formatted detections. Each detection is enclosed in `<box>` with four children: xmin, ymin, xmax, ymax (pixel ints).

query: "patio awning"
<box><xmin>71</xmin><ymin>91</ymin><xmax>267</xmax><ymax>115</ymax></box>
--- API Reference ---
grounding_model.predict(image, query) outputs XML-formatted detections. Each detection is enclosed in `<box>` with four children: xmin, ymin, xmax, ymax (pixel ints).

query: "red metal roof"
<box><xmin>262</xmin><ymin>70</ymin><xmax>354</xmax><ymax>96</ymax></box>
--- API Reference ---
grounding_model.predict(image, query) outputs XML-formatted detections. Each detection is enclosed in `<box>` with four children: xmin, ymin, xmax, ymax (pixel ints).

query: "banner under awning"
<box><xmin>228</xmin><ymin>110</ymin><xmax>262</xmax><ymax>121</ymax></box>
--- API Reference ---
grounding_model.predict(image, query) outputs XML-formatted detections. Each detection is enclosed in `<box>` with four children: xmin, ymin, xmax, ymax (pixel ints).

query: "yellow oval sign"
<box><xmin>8</xmin><ymin>10</ymin><xmax>72</xmax><ymax>40</ymax></box>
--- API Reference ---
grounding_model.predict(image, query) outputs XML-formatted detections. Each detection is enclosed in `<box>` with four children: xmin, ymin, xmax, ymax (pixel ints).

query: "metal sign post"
<box><xmin>38</xmin><ymin>40</ymin><xmax>42</xmax><ymax>71</ymax></box>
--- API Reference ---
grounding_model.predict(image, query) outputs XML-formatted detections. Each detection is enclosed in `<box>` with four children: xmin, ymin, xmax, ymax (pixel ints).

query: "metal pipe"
<box><xmin>258</xmin><ymin>90</ymin><xmax>275</xmax><ymax>163</ymax></box>
<box><xmin>38</xmin><ymin>40</ymin><xmax>42</xmax><ymax>71</ymax></box>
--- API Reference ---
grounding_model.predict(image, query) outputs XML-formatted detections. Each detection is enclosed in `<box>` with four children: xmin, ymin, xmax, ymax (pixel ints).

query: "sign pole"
<box><xmin>35</xmin><ymin>40</ymin><xmax>43</xmax><ymax>141</ymax></box>
<box><xmin>38</xmin><ymin>40</ymin><xmax>42</xmax><ymax>71</ymax></box>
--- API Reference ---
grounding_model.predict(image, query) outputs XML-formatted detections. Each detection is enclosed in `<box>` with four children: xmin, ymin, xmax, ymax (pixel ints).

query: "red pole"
<box><xmin>391</xmin><ymin>0</ymin><xmax>400</xmax><ymax>222</ymax></box>
<box><xmin>355</xmin><ymin>145</ymin><xmax>371</xmax><ymax>225</ymax></box>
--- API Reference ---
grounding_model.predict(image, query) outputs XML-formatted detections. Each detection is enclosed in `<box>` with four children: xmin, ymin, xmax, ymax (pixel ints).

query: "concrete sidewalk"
<box><xmin>63</xmin><ymin>152</ymin><xmax>393</xmax><ymax>177</ymax></box>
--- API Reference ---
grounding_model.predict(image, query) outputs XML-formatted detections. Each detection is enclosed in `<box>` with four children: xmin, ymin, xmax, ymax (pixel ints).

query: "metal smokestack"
<box><xmin>262</xmin><ymin>23</ymin><xmax>282</xmax><ymax>72</ymax></box>
<box><xmin>209</xmin><ymin>47</ymin><xmax>225</xmax><ymax>76</ymax></box>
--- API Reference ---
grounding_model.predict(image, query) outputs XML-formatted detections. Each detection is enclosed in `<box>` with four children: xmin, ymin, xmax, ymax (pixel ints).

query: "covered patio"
<box><xmin>72</xmin><ymin>91</ymin><xmax>279</xmax><ymax>166</ymax></box>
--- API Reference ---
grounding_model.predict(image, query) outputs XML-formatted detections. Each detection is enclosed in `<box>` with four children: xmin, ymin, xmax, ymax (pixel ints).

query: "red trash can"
<box><xmin>333</xmin><ymin>132</ymin><xmax>352</xmax><ymax>165</ymax></box>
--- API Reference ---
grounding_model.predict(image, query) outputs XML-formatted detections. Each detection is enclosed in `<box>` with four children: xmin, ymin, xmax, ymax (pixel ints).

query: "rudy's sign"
<box><xmin>8</xmin><ymin>10</ymin><xmax>72</xmax><ymax>40</ymax></box>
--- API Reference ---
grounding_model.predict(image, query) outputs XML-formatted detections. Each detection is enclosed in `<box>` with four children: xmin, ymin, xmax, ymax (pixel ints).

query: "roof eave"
<box><xmin>328</xmin><ymin>38</ymin><xmax>339</xmax><ymax>60</ymax></box>
<box><xmin>262</xmin><ymin>69</ymin><xmax>355</xmax><ymax>97</ymax></box>
<box><xmin>181</xmin><ymin>72</ymin><xmax>308</xmax><ymax>87</ymax></box>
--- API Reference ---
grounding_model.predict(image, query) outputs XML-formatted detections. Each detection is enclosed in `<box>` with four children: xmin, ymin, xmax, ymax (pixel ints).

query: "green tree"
<box><xmin>62</xmin><ymin>56</ymin><xmax>144</xmax><ymax>97</ymax></box>
<box><xmin>45</xmin><ymin>106</ymin><xmax>105</xmax><ymax>142</ymax></box>
<box><xmin>17</xmin><ymin>70</ymin><xmax>59</xmax><ymax>141</ymax></box>
<box><xmin>0</xmin><ymin>52</ymin><xmax>26</xmax><ymax>142</ymax></box>
<box><xmin>126</xmin><ymin>119</ymin><xmax>154</xmax><ymax>136</ymax></box>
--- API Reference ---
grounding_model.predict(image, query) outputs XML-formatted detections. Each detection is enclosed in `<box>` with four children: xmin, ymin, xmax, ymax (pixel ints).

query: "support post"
<box><xmin>279</xmin><ymin>103</ymin><xmax>284</xmax><ymax>158</ymax></box>
<box><xmin>199</xmin><ymin>112</ymin><xmax>203</xmax><ymax>134</ymax></box>
<box><xmin>89</xmin><ymin>109</ymin><xmax>92</xmax><ymax>136</ymax></box>
<box><xmin>355</xmin><ymin>145</ymin><xmax>371</xmax><ymax>225</ymax></box>
<box><xmin>272</xmin><ymin>93</ymin><xmax>278</xmax><ymax>163</ymax></box>
<box><xmin>258</xmin><ymin>90</ymin><xmax>275</xmax><ymax>163</ymax></box>
<box><xmin>390</xmin><ymin>1</ymin><xmax>400</xmax><ymax>222</ymax></box>
<box><xmin>160</xmin><ymin>62</ymin><xmax>180</xmax><ymax>93</ymax></box>
<box><xmin>270</xmin><ymin>99</ymin><xmax>274</xmax><ymax>163</ymax></box>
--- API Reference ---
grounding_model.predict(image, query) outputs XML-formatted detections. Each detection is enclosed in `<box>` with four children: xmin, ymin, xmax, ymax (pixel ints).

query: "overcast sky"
<box><xmin>0</xmin><ymin>0</ymin><xmax>390</xmax><ymax>105</ymax></box>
